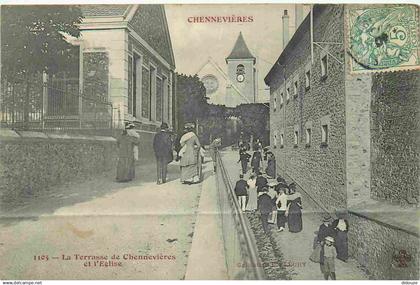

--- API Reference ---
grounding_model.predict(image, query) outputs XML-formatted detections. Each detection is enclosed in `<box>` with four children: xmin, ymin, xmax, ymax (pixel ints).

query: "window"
<box><xmin>149</xmin><ymin>65</ymin><xmax>156</xmax><ymax>121</ymax></box>
<box><xmin>294</xmin><ymin>130</ymin><xmax>299</xmax><ymax>147</ymax></box>
<box><xmin>280</xmin><ymin>133</ymin><xmax>284</xmax><ymax>147</ymax></box>
<box><xmin>321</xmin><ymin>54</ymin><xmax>328</xmax><ymax>78</ymax></box>
<box><xmin>321</xmin><ymin>124</ymin><xmax>328</xmax><ymax>146</ymax></box>
<box><xmin>286</xmin><ymin>87</ymin><xmax>290</xmax><ymax>102</ymax></box>
<box><xmin>306</xmin><ymin>128</ymin><xmax>311</xmax><ymax>147</ymax></box>
<box><xmin>236</xmin><ymin>64</ymin><xmax>245</xmax><ymax>75</ymax></box>
<box><xmin>280</xmin><ymin>92</ymin><xmax>284</xmax><ymax>105</ymax></box>
<box><xmin>273</xmin><ymin>97</ymin><xmax>277</xmax><ymax>111</ymax></box>
<box><xmin>305</xmin><ymin>70</ymin><xmax>311</xmax><ymax>89</ymax></box>
<box><xmin>294</xmin><ymin>80</ymin><xmax>299</xmax><ymax>98</ymax></box>
<box><xmin>273</xmin><ymin>131</ymin><xmax>278</xmax><ymax>148</ymax></box>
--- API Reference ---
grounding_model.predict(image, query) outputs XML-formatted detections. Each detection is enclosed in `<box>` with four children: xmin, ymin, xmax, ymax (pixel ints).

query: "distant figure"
<box><xmin>320</xmin><ymin>236</ymin><xmax>337</xmax><ymax>280</ymax></box>
<box><xmin>234</xmin><ymin>174</ymin><xmax>249</xmax><ymax>212</ymax></box>
<box><xmin>116</xmin><ymin>129</ymin><xmax>139</xmax><ymax>182</ymax></box>
<box><xmin>275</xmin><ymin>176</ymin><xmax>288</xmax><ymax>194</ymax></box>
<box><xmin>251</xmin><ymin>149</ymin><xmax>263</xmax><ymax>174</ymax></box>
<box><xmin>286</xmin><ymin>183</ymin><xmax>303</xmax><ymax>233</ymax></box>
<box><xmin>153</xmin><ymin>123</ymin><xmax>173</xmax><ymax>185</ymax></box>
<box><xmin>275</xmin><ymin>187</ymin><xmax>288</xmax><ymax>232</ymax></box>
<box><xmin>265</xmin><ymin>151</ymin><xmax>276</xmax><ymax>178</ymax></box>
<box><xmin>179</xmin><ymin>123</ymin><xmax>201</xmax><ymax>184</ymax></box>
<box><xmin>257</xmin><ymin>186</ymin><xmax>273</xmax><ymax>233</ymax></box>
<box><xmin>238</xmin><ymin>148</ymin><xmax>251</xmax><ymax>174</ymax></box>
<box><xmin>245</xmin><ymin>174</ymin><xmax>258</xmax><ymax>211</ymax></box>
<box><xmin>254</xmin><ymin>138</ymin><xmax>262</xmax><ymax>151</ymax></box>
<box><xmin>209</xmin><ymin>138</ymin><xmax>221</xmax><ymax>172</ymax></box>
<box><xmin>126</xmin><ymin>122</ymin><xmax>140</xmax><ymax>161</ymax></box>
<box><xmin>332</xmin><ymin>210</ymin><xmax>349</xmax><ymax>262</ymax></box>
<box><xmin>255</xmin><ymin>171</ymin><xmax>268</xmax><ymax>194</ymax></box>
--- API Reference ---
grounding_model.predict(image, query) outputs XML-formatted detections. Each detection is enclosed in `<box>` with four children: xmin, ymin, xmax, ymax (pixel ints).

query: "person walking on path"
<box><xmin>257</xmin><ymin>186</ymin><xmax>273</xmax><ymax>233</ymax></box>
<box><xmin>245</xmin><ymin>174</ymin><xmax>257</xmax><ymax>211</ymax></box>
<box><xmin>286</xmin><ymin>183</ymin><xmax>303</xmax><ymax>233</ymax></box>
<box><xmin>255</xmin><ymin>171</ymin><xmax>268</xmax><ymax>194</ymax></box>
<box><xmin>126</xmin><ymin>122</ymin><xmax>140</xmax><ymax>161</ymax></box>
<box><xmin>238</xmin><ymin>148</ymin><xmax>251</xmax><ymax>174</ymax></box>
<box><xmin>275</xmin><ymin>187</ymin><xmax>288</xmax><ymax>232</ymax></box>
<box><xmin>116</xmin><ymin>129</ymin><xmax>139</xmax><ymax>183</ymax></box>
<box><xmin>251</xmin><ymin>149</ymin><xmax>262</xmax><ymax>174</ymax></box>
<box><xmin>234</xmin><ymin>174</ymin><xmax>249</xmax><ymax>212</ymax></box>
<box><xmin>208</xmin><ymin>138</ymin><xmax>221</xmax><ymax>173</ymax></box>
<box><xmin>265</xmin><ymin>151</ymin><xmax>276</xmax><ymax>178</ymax></box>
<box><xmin>179</xmin><ymin>123</ymin><xmax>202</xmax><ymax>184</ymax></box>
<box><xmin>153</xmin><ymin>123</ymin><xmax>173</xmax><ymax>185</ymax></box>
<box><xmin>320</xmin><ymin>236</ymin><xmax>337</xmax><ymax>280</ymax></box>
<box><xmin>332</xmin><ymin>210</ymin><xmax>349</xmax><ymax>262</ymax></box>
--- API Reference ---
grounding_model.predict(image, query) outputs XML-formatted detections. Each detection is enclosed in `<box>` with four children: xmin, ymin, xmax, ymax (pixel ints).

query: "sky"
<box><xmin>165</xmin><ymin>4</ymin><xmax>310</xmax><ymax>100</ymax></box>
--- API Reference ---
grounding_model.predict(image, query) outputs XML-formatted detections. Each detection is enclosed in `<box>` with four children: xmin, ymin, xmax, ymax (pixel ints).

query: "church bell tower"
<box><xmin>225</xmin><ymin>32</ymin><xmax>256</xmax><ymax>107</ymax></box>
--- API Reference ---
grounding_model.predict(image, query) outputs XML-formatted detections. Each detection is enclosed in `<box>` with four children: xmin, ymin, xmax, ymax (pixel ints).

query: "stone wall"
<box><xmin>0</xmin><ymin>130</ymin><xmax>117</xmax><ymax>206</ymax></box>
<box><xmin>269</xmin><ymin>5</ymin><xmax>347</xmax><ymax>211</ymax></box>
<box><xmin>370</xmin><ymin>70</ymin><xmax>419</xmax><ymax>205</ymax></box>
<box><xmin>349</xmin><ymin>212</ymin><xmax>419</xmax><ymax>280</ymax></box>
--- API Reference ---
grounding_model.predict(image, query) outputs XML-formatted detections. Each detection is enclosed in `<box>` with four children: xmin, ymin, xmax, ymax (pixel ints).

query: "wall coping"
<box><xmin>0</xmin><ymin>129</ymin><xmax>116</xmax><ymax>142</ymax></box>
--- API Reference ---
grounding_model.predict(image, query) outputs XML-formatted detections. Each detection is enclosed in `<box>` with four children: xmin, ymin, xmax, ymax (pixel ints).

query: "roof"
<box><xmin>226</xmin><ymin>32</ymin><xmax>255</xmax><ymax>63</ymax></box>
<box><xmin>81</xmin><ymin>5</ymin><xmax>130</xmax><ymax>17</ymax></box>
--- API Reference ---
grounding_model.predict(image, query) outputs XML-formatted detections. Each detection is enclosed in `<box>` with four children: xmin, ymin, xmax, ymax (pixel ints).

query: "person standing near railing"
<box><xmin>258</xmin><ymin>186</ymin><xmax>273</xmax><ymax>233</ymax></box>
<box><xmin>234</xmin><ymin>174</ymin><xmax>249</xmax><ymax>212</ymax></box>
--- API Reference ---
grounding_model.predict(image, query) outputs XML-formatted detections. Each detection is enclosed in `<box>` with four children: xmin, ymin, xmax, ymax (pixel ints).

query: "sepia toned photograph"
<box><xmin>0</xmin><ymin>2</ymin><xmax>418</xmax><ymax>281</ymax></box>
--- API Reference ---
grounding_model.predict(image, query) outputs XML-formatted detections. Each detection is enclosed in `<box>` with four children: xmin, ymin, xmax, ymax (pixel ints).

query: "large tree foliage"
<box><xmin>1</xmin><ymin>5</ymin><xmax>83</xmax><ymax>82</ymax></box>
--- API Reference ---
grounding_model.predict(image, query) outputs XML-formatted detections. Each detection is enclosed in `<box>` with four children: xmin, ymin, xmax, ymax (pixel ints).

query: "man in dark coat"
<box><xmin>317</xmin><ymin>215</ymin><xmax>336</xmax><ymax>244</ymax></box>
<box><xmin>257</xmin><ymin>186</ymin><xmax>273</xmax><ymax>233</ymax></box>
<box><xmin>234</xmin><ymin>174</ymin><xmax>249</xmax><ymax>211</ymax></box>
<box><xmin>153</xmin><ymin>123</ymin><xmax>173</xmax><ymax>184</ymax></box>
<box><xmin>255</xmin><ymin>172</ymin><xmax>268</xmax><ymax>193</ymax></box>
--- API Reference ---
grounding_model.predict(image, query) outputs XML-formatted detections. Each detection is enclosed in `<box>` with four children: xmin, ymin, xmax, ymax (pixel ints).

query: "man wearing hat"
<box><xmin>320</xmin><ymin>236</ymin><xmax>337</xmax><ymax>280</ymax></box>
<box><xmin>257</xmin><ymin>186</ymin><xmax>274</xmax><ymax>233</ymax></box>
<box><xmin>317</xmin><ymin>214</ymin><xmax>336</xmax><ymax>244</ymax></box>
<box><xmin>153</xmin><ymin>122</ymin><xmax>173</xmax><ymax>184</ymax></box>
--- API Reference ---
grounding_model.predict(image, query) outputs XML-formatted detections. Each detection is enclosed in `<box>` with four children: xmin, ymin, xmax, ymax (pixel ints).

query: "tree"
<box><xmin>1</xmin><ymin>5</ymin><xmax>83</xmax><ymax>126</ymax></box>
<box><xmin>1</xmin><ymin>5</ymin><xmax>83</xmax><ymax>81</ymax></box>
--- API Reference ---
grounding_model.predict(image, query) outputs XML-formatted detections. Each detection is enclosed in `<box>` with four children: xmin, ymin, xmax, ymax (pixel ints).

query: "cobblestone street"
<box><xmin>220</xmin><ymin>150</ymin><xmax>369</xmax><ymax>280</ymax></box>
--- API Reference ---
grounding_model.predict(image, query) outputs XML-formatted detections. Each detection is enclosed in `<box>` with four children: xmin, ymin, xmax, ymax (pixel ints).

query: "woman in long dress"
<box><xmin>245</xmin><ymin>174</ymin><xmax>257</xmax><ymax>211</ymax></box>
<box><xmin>179</xmin><ymin>123</ymin><xmax>202</xmax><ymax>184</ymax></box>
<box><xmin>332</xmin><ymin>211</ymin><xmax>349</xmax><ymax>262</ymax></box>
<box><xmin>265</xmin><ymin>152</ymin><xmax>276</xmax><ymax>178</ymax></box>
<box><xmin>286</xmin><ymin>183</ymin><xmax>303</xmax><ymax>233</ymax></box>
<box><xmin>116</xmin><ymin>129</ymin><xmax>139</xmax><ymax>182</ymax></box>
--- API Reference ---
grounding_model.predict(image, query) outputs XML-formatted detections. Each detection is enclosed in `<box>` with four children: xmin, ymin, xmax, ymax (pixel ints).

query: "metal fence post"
<box><xmin>42</xmin><ymin>72</ymin><xmax>49</xmax><ymax>130</ymax></box>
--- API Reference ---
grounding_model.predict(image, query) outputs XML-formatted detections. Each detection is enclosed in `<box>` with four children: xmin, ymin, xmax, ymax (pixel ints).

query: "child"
<box><xmin>257</xmin><ymin>186</ymin><xmax>273</xmax><ymax>233</ymax></box>
<box><xmin>320</xmin><ymin>236</ymin><xmax>337</xmax><ymax>280</ymax></box>
<box><xmin>234</xmin><ymin>174</ymin><xmax>249</xmax><ymax>212</ymax></box>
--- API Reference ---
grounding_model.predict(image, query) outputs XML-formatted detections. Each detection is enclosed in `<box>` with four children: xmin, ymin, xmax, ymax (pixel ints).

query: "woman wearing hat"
<box><xmin>286</xmin><ymin>182</ymin><xmax>303</xmax><ymax>233</ymax></box>
<box><xmin>116</xmin><ymin>129</ymin><xmax>139</xmax><ymax>182</ymax></box>
<box><xmin>179</xmin><ymin>123</ymin><xmax>202</xmax><ymax>184</ymax></box>
<box><xmin>332</xmin><ymin>210</ymin><xmax>349</xmax><ymax>262</ymax></box>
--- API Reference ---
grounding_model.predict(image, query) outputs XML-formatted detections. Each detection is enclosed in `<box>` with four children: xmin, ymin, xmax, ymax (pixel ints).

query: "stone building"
<box><xmin>79</xmin><ymin>4</ymin><xmax>176</xmax><ymax>161</ymax></box>
<box><xmin>264</xmin><ymin>4</ymin><xmax>419</xmax><ymax>279</ymax></box>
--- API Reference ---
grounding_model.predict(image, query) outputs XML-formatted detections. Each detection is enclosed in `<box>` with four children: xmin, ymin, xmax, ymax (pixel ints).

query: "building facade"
<box><xmin>79</xmin><ymin>4</ymin><xmax>176</xmax><ymax>162</ymax></box>
<box><xmin>265</xmin><ymin>4</ymin><xmax>419</xmax><ymax>279</ymax></box>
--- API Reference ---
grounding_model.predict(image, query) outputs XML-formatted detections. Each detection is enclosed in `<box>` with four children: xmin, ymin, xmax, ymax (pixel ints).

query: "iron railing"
<box><xmin>215</xmin><ymin>150</ymin><xmax>266</xmax><ymax>280</ymax></box>
<box><xmin>0</xmin><ymin>76</ymin><xmax>118</xmax><ymax>131</ymax></box>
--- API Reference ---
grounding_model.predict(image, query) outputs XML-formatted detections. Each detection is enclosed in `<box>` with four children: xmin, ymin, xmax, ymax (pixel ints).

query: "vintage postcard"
<box><xmin>0</xmin><ymin>2</ymin><xmax>419</xmax><ymax>281</ymax></box>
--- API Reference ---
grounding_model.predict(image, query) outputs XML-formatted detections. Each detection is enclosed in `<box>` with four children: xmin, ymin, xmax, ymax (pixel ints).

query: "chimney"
<box><xmin>295</xmin><ymin>5</ymin><xmax>303</xmax><ymax>30</ymax></box>
<box><xmin>282</xmin><ymin>9</ymin><xmax>289</xmax><ymax>50</ymax></box>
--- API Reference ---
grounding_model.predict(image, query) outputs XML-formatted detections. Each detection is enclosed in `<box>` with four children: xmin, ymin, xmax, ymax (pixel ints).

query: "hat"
<box><xmin>325</xmin><ymin>236</ymin><xmax>335</xmax><ymax>243</ymax></box>
<box><xmin>125</xmin><ymin>122</ymin><xmax>135</xmax><ymax>129</ymax></box>
<box><xmin>268</xmin><ymin>181</ymin><xmax>277</xmax><ymax>187</ymax></box>
<box><xmin>261</xmin><ymin>186</ymin><xmax>269</xmax><ymax>192</ymax></box>
<box><xmin>184</xmin><ymin>122</ymin><xmax>195</xmax><ymax>129</ymax></box>
<box><xmin>323</xmin><ymin>215</ymin><xmax>332</xmax><ymax>222</ymax></box>
<box><xmin>160</xmin><ymin>122</ymin><xmax>169</xmax><ymax>130</ymax></box>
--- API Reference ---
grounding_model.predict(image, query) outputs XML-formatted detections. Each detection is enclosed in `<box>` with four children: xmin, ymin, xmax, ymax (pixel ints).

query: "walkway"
<box><xmin>220</xmin><ymin>150</ymin><xmax>369</xmax><ymax>280</ymax></box>
<box><xmin>0</xmin><ymin>158</ymin><xmax>216</xmax><ymax>280</ymax></box>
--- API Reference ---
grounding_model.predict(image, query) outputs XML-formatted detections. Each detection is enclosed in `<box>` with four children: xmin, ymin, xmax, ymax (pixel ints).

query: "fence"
<box><xmin>215</xmin><ymin>151</ymin><xmax>266</xmax><ymax>280</ymax></box>
<box><xmin>0</xmin><ymin>75</ymin><xmax>118</xmax><ymax>132</ymax></box>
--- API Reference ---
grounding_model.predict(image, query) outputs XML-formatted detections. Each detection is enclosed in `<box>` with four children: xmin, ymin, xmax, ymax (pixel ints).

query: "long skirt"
<box><xmin>181</xmin><ymin>163</ymin><xmax>201</xmax><ymax>183</ymax></box>
<box><xmin>288</xmin><ymin>204</ymin><xmax>303</xmax><ymax>233</ymax></box>
<box><xmin>245</xmin><ymin>187</ymin><xmax>258</xmax><ymax>211</ymax></box>
<box><xmin>116</xmin><ymin>156</ymin><xmax>135</xmax><ymax>182</ymax></box>
<box><xmin>335</xmin><ymin>231</ymin><xmax>348</xmax><ymax>261</ymax></box>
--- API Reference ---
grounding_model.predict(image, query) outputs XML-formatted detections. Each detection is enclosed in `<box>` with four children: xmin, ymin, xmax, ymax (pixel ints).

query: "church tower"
<box><xmin>225</xmin><ymin>32</ymin><xmax>256</xmax><ymax>107</ymax></box>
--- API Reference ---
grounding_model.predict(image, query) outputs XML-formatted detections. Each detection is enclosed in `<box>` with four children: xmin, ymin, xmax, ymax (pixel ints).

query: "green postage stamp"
<box><xmin>347</xmin><ymin>5</ymin><xmax>419</xmax><ymax>73</ymax></box>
